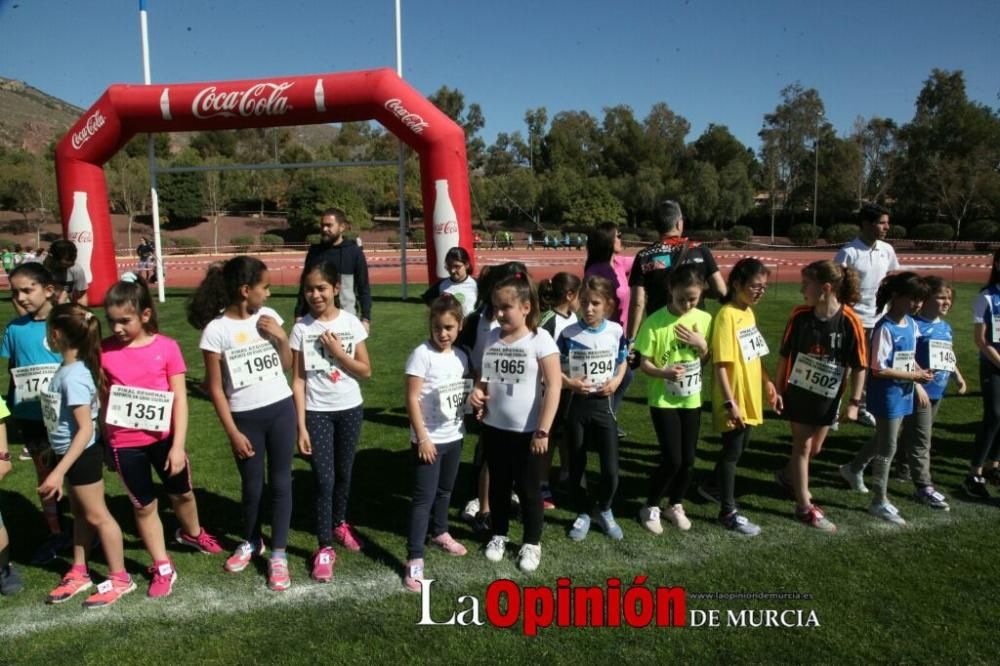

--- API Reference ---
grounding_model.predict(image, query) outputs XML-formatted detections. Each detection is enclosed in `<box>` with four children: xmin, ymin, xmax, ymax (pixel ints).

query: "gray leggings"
<box><xmin>306</xmin><ymin>405</ymin><xmax>364</xmax><ymax>547</ymax></box>
<box><xmin>972</xmin><ymin>361</ymin><xmax>1000</xmax><ymax>468</ymax></box>
<box><xmin>849</xmin><ymin>415</ymin><xmax>903</xmax><ymax>503</ymax></box>
<box><xmin>232</xmin><ymin>397</ymin><xmax>296</xmax><ymax>549</ymax></box>
<box><xmin>899</xmin><ymin>399</ymin><xmax>942</xmax><ymax>487</ymax></box>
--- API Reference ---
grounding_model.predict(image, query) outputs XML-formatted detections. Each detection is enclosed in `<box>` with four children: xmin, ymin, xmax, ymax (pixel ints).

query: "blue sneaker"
<box><xmin>595</xmin><ymin>510</ymin><xmax>624</xmax><ymax>541</ymax></box>
<box><xmin>0</xmin><ymin>564</ymin><xmax>24</xmax><ymax>595</ymax></box>
<box><xmin>568</xmin><ymin>514</ymin><xmax>591</xmax><ymax>541</ymax></box>
<box><xmin>720</xmin><ymin>510</ymin><xmax>761</xmax><ymax>536</ymax></box>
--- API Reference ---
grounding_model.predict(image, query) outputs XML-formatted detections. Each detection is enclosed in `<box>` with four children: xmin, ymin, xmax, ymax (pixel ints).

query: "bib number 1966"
<box><xmin>224</xmin><ymin>340</ymin><xmax>283</xmax><ymax>389</ymax></box>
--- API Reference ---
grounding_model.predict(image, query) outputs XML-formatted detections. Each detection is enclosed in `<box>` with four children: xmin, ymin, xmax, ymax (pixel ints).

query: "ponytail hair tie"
<box><xmin>120</xmin><ymin>271</ymin><xmax>138</xmax><ymax>284</ymax></box>
<box><xmin>514</xmin><ymin>272</ymin><xmax>524</xmax><ymax>280</ymax></box>
<box><xmin>83</xmin><ymin>311</ymin><xmax>93</xmax><ymax>321</ymax></box>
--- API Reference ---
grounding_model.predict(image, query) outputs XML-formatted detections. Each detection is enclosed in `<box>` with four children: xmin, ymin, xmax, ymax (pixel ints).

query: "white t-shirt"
<box><xmin>481</xmin><ymin>328</ymin><xmax>560</xmax><ymax>433</ymax></box>
<box><xmin>404</xmin><ymin>341</ymin><xmax>470</xmax><ymax>444</ymax></box>
<box><xmin>199</xmin><ymin>306</ymin><xmax>292</xmax><ymax>413</ymax></box>
<box><xmin>289</xmin><ymin>310</ymin><xmax>368</xmax><ymax>412</ymax></box>
<box><xmin>834</xmin><ymin>238</ymin><xmax>900</xmax><ymax>328</ymax></box>
<box><xmin>436</xmin><ymin>277</ymin><xmax>478</xmax><ymax>317</ymax></box>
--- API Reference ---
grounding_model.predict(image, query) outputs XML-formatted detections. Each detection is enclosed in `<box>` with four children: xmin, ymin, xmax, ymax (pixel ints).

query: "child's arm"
<box><xmin>291</xmin><ymin>351</ymin><xmax>311</xmax><ymax>456</ymax></box>
<box><xmin>870</xmin><ymin>365</ymin><xmax>934</xmax><ymax>383</ymax></box>
<box><xmin>843</xmin><ymin>367</ymin><xmax>866</xmax><ymax>421</ymax></box>
<box><xmin>203</xmin><ymin>350</ymin><xmax>254</xmax><ymax>459</ymax></box>
<box><xmin>952</xmin><ymin>363</ymin><xmax>968</xmax><ymax>395</ymax></box>
<box><xmin>469</xmin><ymin>374</ymin><xmax>489</xmax><ymax>420</ymax></box>
<box><xmin>761</xmin><ymin>365</ymin><xmax>782</xmax><ymax>414</ymax></box>
<box><xmin>405</xmin><ymin>375</ymin><xmax>436</xmax><ymax>464</ymax></box>
<box><xmin>325</xmin><ymin>337</ymin><xmax>371</xmax><ymax>380</ymax></box>
<box><xmin>38</xmin><ymin>404</ymin><xmax>92</xmax><ymax>501</ymax></box>
<box><xmin>715</xmin><ymin>362</ymin><xmax>745</xmax><ymax>429</ymax></box>
<box><xmin>533</xmin><ymin>354</ymin><xmax>563</xmax><ymax>455</ymax></box>
<box><xmin>594</xmin><ymin>360</ymin><xmax>626</xmax><ymax>397</ymax></box>
<box><xmin>561</xmin><ymin>369</ymin><xmax>592</xmax><ymax>395</ymax></box>
<box><xmin>257</xmin><ymin>315</ymin><xmax>292</xmax><ymax>371</ymax></box>
<box><xmin>775</xmin><ymin>355</ymin><xmax>789</xmax><ymax>395</ymax></box>
<box><xmin>973</xmin><ymin>323</ymin><xmax>1000</xmax><ymax>371</ymax></box>
<box><xmin>165</xmin><ymin>372</ymin><xmax>189</xmax><ymax>476</ymax></box>
<box><xmin>0</xmin><ymin>421</ymin><xmax>10</xmax><ymax>481</ymax></box>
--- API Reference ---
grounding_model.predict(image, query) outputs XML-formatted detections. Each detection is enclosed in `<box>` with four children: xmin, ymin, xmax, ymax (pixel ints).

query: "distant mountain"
<box><xmin>0</xmin><ymin>77</ymin><xmax>83</xmax><ymax>154</ymax></box>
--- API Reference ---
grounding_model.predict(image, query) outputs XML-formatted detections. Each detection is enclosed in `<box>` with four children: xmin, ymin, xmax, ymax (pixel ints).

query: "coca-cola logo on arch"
<box><xmin>192</xmin><ymin>82</ymin><xmax>294</xmax><ymax>119</ymax></box>
<box><xmin>384</xmin><ymin>98</ymin><xmax>430</xmax><ymax>134</ymax></box>
<box><xmin>68</xmin><ymin>230</ymin><xmax>93</xmax><ymax>243</ymax></box>
<box><xmin>71</xmin><ymin>110</ymin><xmax>106</xmax><ymax>150</ymax></box>
<box><xmin>434</xmin><ymin>220</ymin><xmax>458</xmax><ymax>235</ymax></box>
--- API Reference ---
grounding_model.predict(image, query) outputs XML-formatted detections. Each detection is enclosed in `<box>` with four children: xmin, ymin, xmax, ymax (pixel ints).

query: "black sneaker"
<box><xmin>963</xmin><ymin>475</ymin><xmax>991</xmax><ymax>500</ymax></box>
<box><xmin>984</xmin><ymin>467</ymin><xmax>1000</xmax><ymax>486</ymax></box>
<box><xmin>0</xmin><ymin>564</ymin><xmax>24</xmax><ymax>595</ymax></box>
<box><xmin>31</xmin><ymin>532</ymin><xmax>72</xmax><ymax>565</ymax></box>
<box><xmin>472</xmin><ymin>511</ymin><xmax>492</xmax><ymax>536</ymax></box>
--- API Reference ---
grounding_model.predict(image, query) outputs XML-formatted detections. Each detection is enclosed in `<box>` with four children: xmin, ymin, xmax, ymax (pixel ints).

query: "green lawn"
<box><xmin>0</xmin><ymin>283</ymin><xmax>997</xmax><ymax>664</ymax></box>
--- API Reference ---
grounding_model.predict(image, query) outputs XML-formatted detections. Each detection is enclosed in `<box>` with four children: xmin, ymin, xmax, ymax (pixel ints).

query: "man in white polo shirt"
<box><xmin>834</xmin><ymin>203</ymin><xmax>900</xmax><ymax>426</ymax></box>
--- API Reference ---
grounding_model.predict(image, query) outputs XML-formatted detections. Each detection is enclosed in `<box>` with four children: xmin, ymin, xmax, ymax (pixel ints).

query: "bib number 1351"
<box><xmin>106</xmin><ymin>386</ymin><xmax>175</xmax><ymax>432</ymax></box>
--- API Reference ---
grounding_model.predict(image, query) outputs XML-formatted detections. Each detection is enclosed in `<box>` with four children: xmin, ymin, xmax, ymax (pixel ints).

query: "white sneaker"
<box><xmin>462</xmin><ymin>498</ymin><xmax>480</xmax><ymax>522</ymax></box>
<box><xmin>518</xmin><ymin>544</ymin><xmax>541</xmax><ymax>572</ymax></box>
<box><xmin>839</xmin><ymin>463</ymin><xmax>869</xmax><ymax>493</ymax></box>
<box><xmin>485</xmin><ymin>535</ymin><xmax>509</xmax><ymax>562</ymax></box>
<box><xmin>856</xmin><ymin>408</ymin><xmax>877</xmax><ymax>427</ymax></box>
<box><xmin>638</xmin><ymin>506</ymin><xmax>663</xmax><ymax>535</ymax></box>
<box><xmin>664</xmin><ymin>504</ymin><xmax>692</xmax><ymax>531</ymax></box>
<box><xmin>868</xmin><ymin>501</ymin><xmax>906</xmax><ymax>526</ymax></box>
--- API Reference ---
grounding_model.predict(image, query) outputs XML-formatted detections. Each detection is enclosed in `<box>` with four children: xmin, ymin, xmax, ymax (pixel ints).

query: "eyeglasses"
<box><xmin>746</xmin><ymin>284</ymin><xmax>768</xmax><ymax>294</ymax></box>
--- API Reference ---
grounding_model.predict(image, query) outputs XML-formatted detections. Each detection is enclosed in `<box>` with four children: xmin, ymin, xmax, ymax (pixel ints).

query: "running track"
<box><xmin>117</xmin><ymin>247</ymin><xmax>994</xmax><ymax>289</ymax></box>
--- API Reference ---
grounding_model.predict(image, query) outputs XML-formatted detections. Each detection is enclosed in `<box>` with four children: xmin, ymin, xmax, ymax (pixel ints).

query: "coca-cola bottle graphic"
<box><xmin>66</xmin><ymin>191</ymin><xmax>94</xmax><ymax>283</ymax></box>
<box><xmin>432</xmin><ymin>179</ymin><xmax>460</xmax><ymax>279</ymax></box>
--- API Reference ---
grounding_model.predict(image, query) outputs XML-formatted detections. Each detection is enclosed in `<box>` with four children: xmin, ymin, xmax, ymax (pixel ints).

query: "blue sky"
<box><xmin>1</xmin><ymin>0</ymin><xmax>997</xmax><ymax>153</ymax></box>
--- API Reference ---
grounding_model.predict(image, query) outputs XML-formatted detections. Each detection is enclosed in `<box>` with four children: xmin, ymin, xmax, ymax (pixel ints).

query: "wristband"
<box><xmin>0</xmin><ymin>451</ymin><xmax>10</xmax><ymax>462</ymax></box>
<box><xmin>534</xmin><ymin>429</ymin><xmax>549</xmax><ymax>439</ymax></box>
<box><xmin>722</xmin><ymin>400</ymin><xmax>735</xmax><ymax>409</ymax></box>
<box><xmin>848</xmin><ymin>398</ymin><xmax>862</xmax><ymax>407</ymax></box>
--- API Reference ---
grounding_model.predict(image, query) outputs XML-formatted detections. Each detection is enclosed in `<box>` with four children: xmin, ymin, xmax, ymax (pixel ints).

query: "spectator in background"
<box><xmin>2</xmin><ymin>247</ymin><xmax>14</xmax><ymax>275</ymax></box>
<box><xmin>136</xmin><ymin>236</ymin><xmax>156</xmax><ymax>282</ymax></box>
<box><xmin>295</xmin><ymin>207</ymin><xmax>372</xmax><ymax>332</ymax></box>
<box><xmin>44</xmin><ymin>239</ymin><xmax>89</xmax><ymax>307</ymax></box>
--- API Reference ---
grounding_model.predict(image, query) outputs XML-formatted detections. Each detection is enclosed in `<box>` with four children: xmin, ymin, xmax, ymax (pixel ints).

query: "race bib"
<box><xmin>224</xmin><ymin>340</ymin><xmax>283</xmax><ymax>389</ymax></box>
<box><xmin>105</xmin><ymin>385</ymin><xmax>174</xmax><ymax>432</ymax></box>
<box><xmin>788</xmin><ymin>354</ymin><xmax>843</xmax><ymax>399</ymax></box>
<box><xmin>303</xmin><ymin>331</ymin><xmax>355</xmax><ymax>372</ymax></box>
<box><xmin>892</xmin><ymin>350</ymin><xmax>916</xmax><ymax>373</ymax></box>
<box><xmin>11</xmin><ymin>363</ymin><xmax>59</xmax><ymax>404</ymax></box>
<box><xmin>438</xmin><ymin>379</ymin><xmax>473</xmax><ymax>421</ymax></box>
<box><xmin>40</xmin><ymin>390</ymin><xmax>60</xmax><ymax>433</ymax></box>
<box><xmin>738</xmin><ymin>326</ymin><xmax>769</xmax><ymax>362</ymax></box>
<box><xmin>568</xmin><ymin>349</ymin><xmax>615</xmax><ymax>386</ymax></box>
<box><xmin>481</xmin><ymin>346</ymin><xmax>529</xmax><ymax>384</ymax></box>
<box><xmin>928</xmin><ymin>340</ymin><xmax>956</xmax><ymax>372</ymax></box>
<box><xmin>664</xmin><ymin>360</ymin><xmax>703</xmax><ymax>398</ymax></box>
<box><xmin>992</xmin><ymin>312</ymin><xmax>1000</xmax><ymax>341</ymax></box>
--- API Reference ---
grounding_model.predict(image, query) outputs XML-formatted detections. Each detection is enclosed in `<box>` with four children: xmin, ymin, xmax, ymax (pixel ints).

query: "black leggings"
<box><xmin>482</xmin><ymin>425</ymin><xmax>545</xmax><ymax>545</ymax></box>
<box><xmin>306</xmin><ymin>405</ymin><xmax>364</xmax><ymax>547</ymax></box>
<box><xmin>711</xmin><ymin>426</ymin><xmax>753</xmax><ymax>515</ymax></box>
<box><xmin>406</xmin><ymin>438</ymin><xmax>463</xmax><ymax>559</ymax></box>
<box><xmin>972</xmin><ymin>360</ymin><xmax>1000</xmax><ymax>468</ymax></box>
<box><xmin>648</xmin><ymin>407</ymin><xmax>700</xmax><ymax>507</ymax></box>
<box><xmin>231</xmin><ymin>397</ymin><xmax>296</xmax><ymax>549</ymax></box>
<box><xmin>566</xmin><ymin>396</ymin><xmax>620</xmax><ymax>514</ymax></box>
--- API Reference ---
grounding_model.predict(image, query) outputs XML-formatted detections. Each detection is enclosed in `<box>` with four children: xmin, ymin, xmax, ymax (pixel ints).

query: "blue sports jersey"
<box><xmin>915</xmin><ymin>316</ymin><xmax>954</xmax><ymax>401</ymax></box>
<box><xmin>1</xmin><ymin>315</ymin><xmax>63</xmax><ymax>420</ymax></box>
<box><xmin>866</xmin><ymin>314</ymin><xmax>919</xmax><ymax>419</ymax></box>
<box><xmin>974</xmin><ymin>285</ymin><xmax>1000</xmax><ymax>360</ymax></box>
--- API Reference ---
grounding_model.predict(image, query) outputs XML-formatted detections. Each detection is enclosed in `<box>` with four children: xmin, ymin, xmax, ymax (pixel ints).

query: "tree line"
<box><xmin>1</xmin><ymin>68</ymin><xmax>998</xmax><ymax>244</ymax></box>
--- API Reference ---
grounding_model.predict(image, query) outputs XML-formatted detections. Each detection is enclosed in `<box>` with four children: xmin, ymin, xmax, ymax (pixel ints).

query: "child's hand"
<box><xmin>229</xmin><ymin>431</ymin><xmax>255</xmax><ymax>459</ymax></box>
<box><xmin>469</xmin><ymin>386</ymin><xmax>488</xmax><ymax>420</ymax></box>
<box><xmin>915</xmin><ymin>383</ymin><xmax>930</xmax><ymax>408</ymax></box>
<box><xmin>38</xmin><ymin>470</ymin><xmax>64</xmax><ymax>502</ymax></box>
<box><xmin>767</xmin><ymin>381</ymin><xmax>783</xmax><ymax>414</ymax></box>
<box><xmin>662</xmin><ymin>364</ymin><xmax>686</xmax><ymax>381</ymax></box>
<box><xmin>957</xmin><ymin>375</ymin><xmax>968</xmax><ymax>395</ymax></box>
<box><xmin>566</xmin><ymin>376</ymin><xmax>593</xmax><ymax>395</ymax></box>
<box><xmin>912</xmin><ymin>368</ymin><xmax>934</xmax><ymax>384</ymax></box>
<box><xmin>164</xmin><ymin>446</ymin><xmax>187</xmax><ymax>477</ymax></box>
<box><xmin>594</xmin><ymin>377</ymin><xmax>619</xmax><ymax>397</ymax></box>
<box><xmin>257</xmin><ymin>315</ymin><xmax>286</xmax><ymax>342</ymax></box>
<box><xmin>531</xmin><ymin>434</ymin><xmax>548</xmax><ymax>455</ymax></box>
<box><xmin>0</xmin><ymin>458</ymin><xmax>11</xmax><ymax>480</ymax></box>
<box><xmin>297</xmin><ymin>430</ymin><xmax>312</xmax><ymax>456</ymax></box>
<box><xmin>319</xmin><ymin>331</ymin><xmax>346</xmax><ymax>360</ymax></box>
<box><xmin>417</xmin><ymin>439</ymin><xmax>437</xmax><ymax>464</ymax></box>
<box><xmin>726</xmin><ymin>401</ymin><xmax>746</xmax><ymax>429</ymax></box>
<box><xmin>675</xmin><ymin>324</ymin><xmax>707</xmax><ymax>355</ymax></box>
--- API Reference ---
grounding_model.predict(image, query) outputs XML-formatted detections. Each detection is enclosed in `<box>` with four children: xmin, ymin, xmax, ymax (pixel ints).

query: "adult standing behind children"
<box><xmin>44</xmin><ymin>240</ymin><xmax>90</xmax><ymax>308</ymax></box>
<box><xmin>627</xmin><ymin>200</ymin><xmax>726</xmax><ymax>345</ymax></box>
<box><xmin>834</xmin><ymin>203</ymin><xmax>900</xmax><ymax>426</ymax></box>
<box><xmin>295</xmin><ymin>208</ymin><xmax>372</xmax><ymax>332</ymax></box>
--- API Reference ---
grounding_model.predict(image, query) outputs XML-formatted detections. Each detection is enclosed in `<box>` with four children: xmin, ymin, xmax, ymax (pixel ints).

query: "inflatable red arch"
<box><xmin>54</xmin><ymin>68</ymin><xmax>472</xmax><ymax>305</ymax></box>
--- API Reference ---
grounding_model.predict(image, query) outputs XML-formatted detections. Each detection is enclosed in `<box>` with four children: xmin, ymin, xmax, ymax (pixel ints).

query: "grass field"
<box><xmin>1</xmin><ymin>282</ymin><xmax>998</xmax><ymax>665</ymax></box>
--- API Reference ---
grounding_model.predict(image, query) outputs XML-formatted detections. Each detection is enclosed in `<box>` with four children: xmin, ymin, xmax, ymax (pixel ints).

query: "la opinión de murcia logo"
<box><xmin>71</xmin><ymin>110</ymin><xmax>106</xmax><ymax>150</ymax></box>
<box><xmin>434</xmin><ymin>220</ymin><xmax>459</xmax><ymax>235</ymax></box>
<box><xmin>384</xmin><ymin>98</ymin><xmax>430</xmax><ymax>134</ymax></box>
<box><xmin>192</xmin><ymin>82</ymin><xmax>294</xmax><ymax>119</ymax></box>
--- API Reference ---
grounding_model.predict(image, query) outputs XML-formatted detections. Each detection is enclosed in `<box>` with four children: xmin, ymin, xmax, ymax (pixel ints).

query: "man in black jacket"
<box><xmin>295</xmin><ymin>208</ymin><xmax>372</xmax><ymax>331</ymax></box>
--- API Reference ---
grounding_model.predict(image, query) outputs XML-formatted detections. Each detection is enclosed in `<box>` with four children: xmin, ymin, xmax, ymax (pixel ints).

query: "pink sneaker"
<box><xmin>147</xmin><ymin>561</ymin><xmax>177</xmax><ymax>598</ymax></box>
<box><xmin>47</xmin><ymin>569</ymin><xmax>93</xmax><ymax>604</ymax></box>
<box><xmin>332</xmin><ymin>523</ymin><xmax>363</xmax><ymax>552</ymax></box>
<box><xmin>311</xmin><ymin>547</ymin><xmax>336</xmax><ymax>583</ymax></box>
<box><xmin>402</xmin><ymin>558</ymin><xmax>424</xmax><ymax>592</ymax></box>
<box><xmin>430</xmin><ymin>533</ymin><xmax>467</xmax><ymax>556</ymax></box>
<box><xmin>82</xmin><ymin>575</ymin><xmax>137</xmax><ymax>609</ymax></box>
<box><xmin>268</xmin><ymin>557</ymin><xmax>291</xmax><ymax>592</ymax></box>
<box><xmin>225</xmin><ymin>539</ymin><xmax>265</xmax><ymax>573</ymax></box>
<box><xmin>175</xmin><ymin>528</ymin><xmax>223</xmax><ymax>555</ymax></box>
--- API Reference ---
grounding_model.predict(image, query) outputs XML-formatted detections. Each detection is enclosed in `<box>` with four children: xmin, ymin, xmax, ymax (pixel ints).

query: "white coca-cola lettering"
<box><xmin>192</xmin><ymin>82</ymin><xmax>294</xmax><ymax>119</ymax></box>
<box><xmin>68</xmin><ymin>230</ymin><xmax>93</xmax><ymax>243</ymax></box>
<box><xmin>434</xmin><ymin>220</ymin><xmax>458</xmax><ymax>235</ymax></box>
<box><xmin>384</xmin><ymin>98</ymin><xmax>430</xmax><ymax>134</ymax></box>
<box><xmin>71</xmin><ymin>110</ymin><xmax>106</xmax><ymax>150</ymax></box>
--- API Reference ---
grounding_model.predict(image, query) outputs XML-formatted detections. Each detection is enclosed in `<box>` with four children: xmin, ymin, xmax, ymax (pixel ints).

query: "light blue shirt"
<box><xmin>45</xmin><ymin>361</ymin><xmax>98</xmax><ymax>455</ymax></box>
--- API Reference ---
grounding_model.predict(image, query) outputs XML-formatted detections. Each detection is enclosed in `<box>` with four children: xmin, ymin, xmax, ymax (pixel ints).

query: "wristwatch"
<box><xmin>0</xmin><ymin>451</ymin><xmax>10</xmax><ymax>462</ymax></box>
<box><xmin>534</xmin><ymin>429</ymin><xmax>549</xmax><ymax>439</ymax></box>
<box><xmin>722</xmin><ymin>400</ymin><xmax>735</xmax><ymax>409</ymax></box>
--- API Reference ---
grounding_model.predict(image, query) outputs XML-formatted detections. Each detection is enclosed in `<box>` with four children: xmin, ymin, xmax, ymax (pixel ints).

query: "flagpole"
<box><xmin>395</xmin><ymin>0</ymin><xmax>408</xmax><ymax>299</ymax></box>
<box><xmin>140</xmin><ymin>0</ymin><xmax>166</xmax><ymax>302</ymax></box>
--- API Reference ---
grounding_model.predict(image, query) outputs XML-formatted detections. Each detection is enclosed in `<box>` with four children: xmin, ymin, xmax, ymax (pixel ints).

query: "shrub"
<box><xmin>910</xmin><ymin>223</ymin><xmax>954</xmax><ymax>241</ymax></box>
<box><xmin>620</xmin><ymin>232</ymin><xmax>642</xmax><ymax>244</ymax></box>
<box><xmin>687</xmin><ymin>229</ymin><xmax>723</xmax><ymax>242</ymax></box>
<box><xmin>887</xmin><ymin>225</ymin><xmax>907</xmax><ymax>239</ymax></box>
<box><xmin>0</xmin><ymin>238</ymin><xmax>17</xmax><ymax>249</ymax></box>
<box><xmin>409</xmin><ymin>228</ymin><xmax>426</xmax><ymax>244</ymax></box>
<box><xmin>727</xmin><ymin>225</ymin><xmax>753</xmax><ymax>244</ymax></box>
<box><xmin>305</xmin><ymin>233</ymin><xmax>322</xmax><ymax>245</ymax></box>
<box><xmin>824</xmin><ymin>223</ymin><xmax>860</xmax><ymax>245</ymax></box>
<box><xmin>172</xmin><ymin>236</ymin><xmax>201</xmax><ymax>255</ymax></box>
<box><xmin>787</xmin><ymin>223</ymin><xmax>821</xmax><ymax>246</ymax></box>
<box><xmin>961</xmin><ymin>220</ymin><xmax>999</xmax><ymax>242</ymax></box>
<box><xmin>259</xmin><ymin>234</ymin><xmax>283</xmax><ymax>251</ymax></box>
<box><xmin>230</xmin><ymin>235</ymin><xmax>255</xmax><ymax>252</ymax></box>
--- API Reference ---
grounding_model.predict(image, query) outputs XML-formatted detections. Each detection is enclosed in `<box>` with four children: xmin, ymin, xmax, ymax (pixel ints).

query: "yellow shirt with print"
<box><xmin>711</xmin><ymin>303</ymin><xmax>765</xmax><ymax>431</ymax></box>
